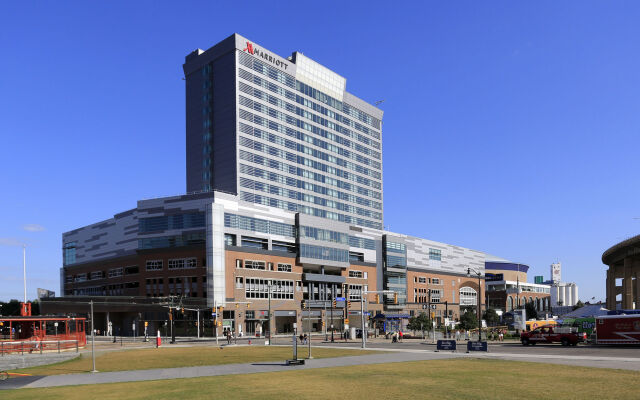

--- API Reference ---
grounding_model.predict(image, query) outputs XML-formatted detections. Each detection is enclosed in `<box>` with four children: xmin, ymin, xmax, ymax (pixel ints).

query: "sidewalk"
<box><xmin>10</xmin><ymin>351</ymin><xmax>463</xmax><ymax>389</ymax></box>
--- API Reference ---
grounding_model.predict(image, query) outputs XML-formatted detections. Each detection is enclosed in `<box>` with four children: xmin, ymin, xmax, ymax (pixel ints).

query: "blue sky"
<box><xmin>1</xmin><ymin>1</ymin><xmax>638</xmax><ymax>302</ymax></box>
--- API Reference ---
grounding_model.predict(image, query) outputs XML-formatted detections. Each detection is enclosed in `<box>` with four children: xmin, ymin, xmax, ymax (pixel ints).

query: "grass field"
<box><xmin>4</xmin><ymin>358</ymin><xmax>640</xmax><ymax>400</ymax></box>
<box><xmin>12</xmin><ymin>345</ymin><xmax>373</xmax><ymax>375</ymax></box>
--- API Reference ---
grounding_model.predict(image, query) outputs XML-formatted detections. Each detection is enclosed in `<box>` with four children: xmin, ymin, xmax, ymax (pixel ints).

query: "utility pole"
<box><xmin>197</xmin><ymin>308</ymin><xmax>200</xmax><ymax>339</ymax></box>
<box><xmin>23</xmin><ymin>246</ymin><xmax>27</xmax><ymax>303</ymax></box>
<box><xmin>268</xmin><ymin>283</ymin><xmax>272</xmax><ymax>345</ymax></box>
<box><xmin>360</xmin><ymin>294</ymin><xmax>366</xmax><ymax>349</ymax></box>
<box><xmin>307</xmin><ymin>300</ymin><xmax>312</xmax><ymax>358</ymax></box>
<box><xmin>90</xmin><ymin>300</ymin><xmax>97</xmax><ymax>373</ymax></box>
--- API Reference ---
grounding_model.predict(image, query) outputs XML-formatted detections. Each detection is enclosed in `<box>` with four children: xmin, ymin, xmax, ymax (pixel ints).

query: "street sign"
<box><xmin>211</xmin><ymin>312</ymin><xmax>216</xmax><ymax>316</ymax></box>
<box><xmin>422</xmin><ymin>304</ymin><xmax>437</xmax><ymax>310</ymax></box>
<box><xmin>467</xmin><ymin>341</ymin><xmax>488</xmax><ymax>352</ymax></box>
<box><xmin>336</xmin><ymin>297</ymin><xmax>346</xmax><ymax>301</ymax></box>
<box><xmin>436</xmin><ymin>340</ymin><xmax>457</xmax><ymax>351</ymax></box>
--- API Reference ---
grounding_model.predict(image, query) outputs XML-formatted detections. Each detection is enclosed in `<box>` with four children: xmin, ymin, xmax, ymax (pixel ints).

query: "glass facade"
<box><xmin>224</xmin><ymin>213</ymin><xmax>296</xmax><ymax>237</ymax></box>
<box><xmin>300</xmin><ymin>243</ymin><xmax>349</xmax><ymax>263</ymax></box>
<box><xmin>384</xmin><ymin>240</ymin><xmax>407</xmax><ymax>305</ymax></box>
<box><xmin>63</xmin><ymin>242</ymin><xmax>76</xmax><ymax>265</ymax></box>
<box><xmin>138</xmin><ymin>232</ymin><xmax>205</xmax><ymax>249</ymax></box>
<box><xmin>139</xmin><ymin>213</ymin><xmax>205</xmax><ymax>233</ymax></box>
<box><xmin>236</xmin><ymin>51</ymin><xmax>383</xmax><ymax>230</ymax></box>
<box><xmin>300</xmin><ymin>226</ymin><xmax>348</xmax><ymax>245</ymax></box>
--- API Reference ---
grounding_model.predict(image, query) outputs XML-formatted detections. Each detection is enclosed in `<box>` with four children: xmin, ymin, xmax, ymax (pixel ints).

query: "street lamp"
<box><xmin>467</xmin><ymin>267</ymin><xmax>483</xmax><ymax>342</ymax></box>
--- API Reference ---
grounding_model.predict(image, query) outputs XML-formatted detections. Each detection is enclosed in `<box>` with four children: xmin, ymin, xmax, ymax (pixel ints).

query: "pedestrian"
<box><xmin>398</xmin><ymin>330</ymin><xmax>403</xmax><ymax>342</ymax></box>
<box><xmin>303</xmin><ymin>333</ymin><xmax>308</xmax><ymax>344</ymax></box>
<box><xmin>299</xmin><ymin>333</ymin><xmax>304</xmax><ymax>344</ymax></box>
<box><xmin>499</xmin><ymin>329</ymin><xmax>504</xmax><ymax>342</ymax></box>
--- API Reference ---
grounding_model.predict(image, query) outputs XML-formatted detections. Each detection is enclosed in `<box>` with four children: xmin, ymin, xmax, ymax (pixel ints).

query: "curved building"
<box><xmin>602</xmin><ymin>235</ymin><xmax>640</xmax><ymax>310</ymax></box>
<box><xmin>485</xmin><ymin>260</ymin><xmax>551</xmax><ymax>312</ymax></box>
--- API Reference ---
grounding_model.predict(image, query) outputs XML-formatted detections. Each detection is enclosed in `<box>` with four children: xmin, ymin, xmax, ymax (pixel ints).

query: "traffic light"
<box><xmin>246</xmin><ymin>303</ymin><xmax>250</xmax><ymax>308</ymax></box>
<box><xmin>376</xmin><ymin>294</ymin><xmax>380</xmax><ymax>304</ymax></box>
<box><xmin>394</xmin><ymin>292</ymin><xmax>398</xmax><ymax>304</ymax></box>
<box><xmin>181</xmin><ymin>307</ymin><xmax>185</xmax><ymax>314</ymax></box>
<box><xmin>235</xmin><ymin>303</ymin><xmax>239</xmax><ymax>308</ymax></box>
<box><xmin>332</xmin><ymin>299</ymin><xmax>337</xmax><ymax>308</ymax></box>
<box><xmin>301</xmin><ymin>300</ymin><xmax>306</xmax><ymax>309</ymax></box>
<box><xmin>431</xmin><ymin>312</ymin><xmax>435</xmax><ymax>319</ymax></box>
<box><xmin>347</xmin><ymin>300</ymin><xmax>352</xmax><ymax>309</ymax></box>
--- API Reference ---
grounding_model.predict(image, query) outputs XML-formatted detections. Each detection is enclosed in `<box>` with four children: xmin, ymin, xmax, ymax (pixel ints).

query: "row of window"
<box><xmin>414</xmin><ymin>276</ymin><xmax>445</xmax><ymax>285</ymax></box>
<box><xmin>238</xmin><ymin>53</ymin><xmax>381</xmax><ymax>133</ymax></box>
<box><xmin>145</xmin><ymin>258</ymin><xmax>198</xmax><ymax>271</ymax></box>
<box><xmin>238</xmin><ymin>68</ymin><xmax>381</xmax><ymax>142</ymax></box>
<box><xmin>244</xmin><ymin>278</ymin><xmax>294</xmax><ymax>299</ymax></box>
<box><xmin>238</xmin><ymin>91</ymin><xmax>381</xmax><ymax>162</ymax></box>
<box><xmin>138</xmin><ymin>233</ymin><xmax>206</xmax><ymax>249</ymax></box>
<box><xmin>240</xmin><ymin>192</ymin><xmax>383</xmax><ymax>230</ymax></box>
<box><xmin>239</xmin><ymin>176</ymin><xmax>382</xmax><ymax>221</ymax></box>
<box><xmin>300</xmin><ymin>226</ymin><xmax>349</xmax><ymax>245</ymax></box>
<box><xmin>239</xmin><ymin>141</ymin><xmax>381</xmax><ymax>192</ymax></box>
<box><xmin>238</xmin><ymin>82</ymin><xmax>381</xmax><ymax>153</ymax></box>
<box><xmin>224</xmin><ymin>213</ymin><xmax>296</xmax><ymax>237</ymax></box>
<box><xmin>239</xmin><ymin>162</ymin><xmax>381</xmax><ymax>209</ymax></box>
<box><xmin>236</xmin><ymin>259</ymin><xmax>293</xmax><ymax>272</ymax></box>
<box><xmin>239</xmin><ymin>112</ymin><xmax>381</xmax><ymax>179</ymax></box>
<box><xmin>138</xmin><ymin>213</ymin><xmax>205</xmax><ymax>233</ymax></box>
<box><xmin>299</xmin><ymin>243</ymin><xmax>349</xmax><ymax>263</ymax></box>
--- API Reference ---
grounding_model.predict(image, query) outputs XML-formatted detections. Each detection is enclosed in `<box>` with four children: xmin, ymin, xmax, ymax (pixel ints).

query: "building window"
<box><xmin>277</xmin><ymin>263</ymin><xmax>292</xmax><ymax>272</ymax></box>
<box><xmin>241</xmin><ymin>236</ymin><xmax>268</xmax><ymax>250</ymax></box>
<box><xmin>418</xmin><ymin>277</ymin><xmax>426</xmax><ymax>284</ymax></box>
<box><xmin>348</xmin><ymin>284</ymin><xmax>362</xmax><ymax>300</ymax></box>
<box><xmin>236</xmin><ymin>259</ymin><xmax>243</xmax><ymax>268</ymax></box>
<box><xmin>272</xmin><ymin>240</ymin><xmax>296</xmax><ymax>253</ymax></box>
<box><xmin>459</xmin><ymin>287</ymin><xmax>477</xmax><ymax>306</ymax></box>
<box><xmin>124</xmin><ymin>266</ymin><xmax>139</xmax><ymax>275</ymax></box>
<box><xmin>429</xmin><ymin>248</ymin><xmax>442</xmax><ymax>261</ymax></box>
<box><xmin>146</xmin><ymin>260</ymin><xmax>163</xmax><ymax>271</ymax></box>
<box><xmin>300</xmin><ymin>243</ymin><xmax>349</xmax><ymax>263</ymax></box>
<box><xmin>432</xmin><ymin>278</ymin><xmax>441</xmax><ymax>285</ymax></box>
<box><xmin>244</xmin><ymin>260</ymin><xmax>266</xmax><ymax>270</ymax></box>
<box><xmin>224</xmin><ymin>234</ymin><xmax>237</xmax><ymax>246</ymax></box>
<box><xmin>168</xmin><ymin>258</ymin><xmax>197</xmax><ymax>270</ymax></box>
<box><xmin>63</xmin><ymin>242</ymin><xmax>76</xmax><ymax>265</ymax></box>
<box><xmin>90</xmin><ymin>271</ymin><xmax>104</xmax><ymax>280</ymax></box>
<box><xmin>108</xmin><ymin>268</ymin><xmax>123</xmax><ymax>278</ymax></box>
<box><xmin>245</xmin><ymin>278</ymin><xmax>293</xmax><ymax>299</ymax></box>
<box><xmin>430</xmin><ymin>289</ymin><xmax>442</xmax><ymax>303</ymax></box>
<box><xmin>349</xmin><ymin>252</ymin><xmax>364</xmax><ymax>262</ymax></box>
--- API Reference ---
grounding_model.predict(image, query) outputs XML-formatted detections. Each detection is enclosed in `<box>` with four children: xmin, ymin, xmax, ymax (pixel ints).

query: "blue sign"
<box><xmin>436</xmin><ymin>340</ymin><xmax>457</xmax><ymax>351</ymax></box>
<box><xmin>336</xmin><ymin>297</ymin><xmax>346</xmax><ymax>301</ymax></box>
<box><xmin>466</xmin><ymin>341</ymin><xmax>488</xmax><ymax>352</ymax></box>
<box><xmin>211</xmin><ymin>313</ymin><xmax>216</xmax><ymax>316</ymax></box>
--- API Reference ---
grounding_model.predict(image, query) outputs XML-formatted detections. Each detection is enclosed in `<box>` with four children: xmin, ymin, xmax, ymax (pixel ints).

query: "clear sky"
<box><xmin>1</xmin><ymin>1</ymin><xmax>639</xmax><ymax>303</ymax></box>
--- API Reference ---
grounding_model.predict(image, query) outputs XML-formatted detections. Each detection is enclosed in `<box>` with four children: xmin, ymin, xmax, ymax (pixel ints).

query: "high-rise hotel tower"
<box><xmin>184</xmin><ymin>34</ymin><xmax>384</xmax><ymax>230</ymax></box>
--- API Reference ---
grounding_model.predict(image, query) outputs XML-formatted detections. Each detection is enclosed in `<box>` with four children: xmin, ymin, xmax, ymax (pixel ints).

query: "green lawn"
<box><xmin>11</xmin><ymin>345</ymin><xmax>374</xmax><ymax>375</ymax></box>
<box><xmin>4</xmin><ymin>359</ymin><xmax>639</xmax><ymax>400</ymax></box>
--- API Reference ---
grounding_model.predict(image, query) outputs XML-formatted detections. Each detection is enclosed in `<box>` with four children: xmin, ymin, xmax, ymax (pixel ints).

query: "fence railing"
<box><xmin>0</xmin><ymin>340</ymin><xmax>80</xmax><ymax>356</ymax></box>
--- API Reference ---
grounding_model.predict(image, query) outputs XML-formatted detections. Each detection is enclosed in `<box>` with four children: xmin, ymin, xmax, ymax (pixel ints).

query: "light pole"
<box><xmin>467</xmin><ymin>267</ymin><xmax>483</xmax><ymax>342</ymax></box>
<box><xmin>359</xmin><ymin>290</ymin><xmax>394</xmax><ymax>349</ymax></box>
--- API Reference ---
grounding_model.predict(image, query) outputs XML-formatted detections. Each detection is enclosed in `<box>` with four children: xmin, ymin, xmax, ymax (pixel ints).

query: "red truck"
<box><xmin>594</xmin><ymin>315</ymin><xmax>640</xmax><ymax>345</ymax></box>
<box><xmin>520</xmin><ymin>325</ymin><xmax>587</xmax><ymax>346</ymax></box>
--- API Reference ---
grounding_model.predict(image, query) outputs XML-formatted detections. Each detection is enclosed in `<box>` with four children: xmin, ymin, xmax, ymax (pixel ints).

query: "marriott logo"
<box><xmin>242</xmin><ymin>41</ymin><xmax>289</xmax><ymax>71</ymax></box>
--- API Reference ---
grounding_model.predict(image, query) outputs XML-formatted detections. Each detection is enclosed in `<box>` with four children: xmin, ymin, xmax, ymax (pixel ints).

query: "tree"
<box><xmin>572</xmin><ymin>300</ymin><xmax>585</xmax><ymax>311</ymax></box>
<box><xmin>483</xmin><ymin>308</ymin><xmax>500</xmax><ymax>326</ymax></box>
<box><xmin>458</xmin><ymin>310</ymin><xmax>477</xmax><ymax>330</ymax></box>
<box><xmin>525</xmin><ymin>301</ymin><xmax>538</xmax><ymax>320</ymax></box>
<box><xmin>407</xmin><ymin>312</ymin><xmax>431</xmax><ymax>333</ymax></box>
